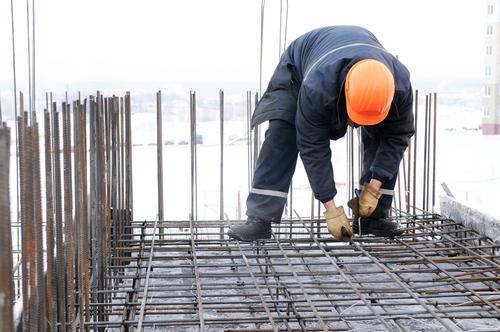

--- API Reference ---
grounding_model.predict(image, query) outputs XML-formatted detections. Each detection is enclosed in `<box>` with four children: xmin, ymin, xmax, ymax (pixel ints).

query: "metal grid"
<box><xmin>85</xmin><ymin>214</ymin><xmax>500</xmax><ymax>331</ymax></box>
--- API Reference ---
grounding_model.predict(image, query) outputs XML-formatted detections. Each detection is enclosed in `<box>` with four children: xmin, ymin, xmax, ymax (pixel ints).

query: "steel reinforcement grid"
<box><xmin>85</xmin><ymin>213</ymin><xmax>500</xmax><ymax>332</ymax></box>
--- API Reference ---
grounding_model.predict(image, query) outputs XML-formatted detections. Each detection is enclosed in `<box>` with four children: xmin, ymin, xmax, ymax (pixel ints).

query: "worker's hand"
<box><xmin>324</xmin><ymin>206</ymin><xmax>352</xmax><ymax>241</ymax></box>
<box><xmin>359</xmin><ymin>183</ymin><xmax>382</xmax><ymax>217</ymax></box>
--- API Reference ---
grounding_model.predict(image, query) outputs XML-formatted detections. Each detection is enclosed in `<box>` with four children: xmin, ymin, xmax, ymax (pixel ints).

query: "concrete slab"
<box><xmin>440</xmin><ymin>195</ymin><xmax>500</xmax><ymax>243</ymax></box>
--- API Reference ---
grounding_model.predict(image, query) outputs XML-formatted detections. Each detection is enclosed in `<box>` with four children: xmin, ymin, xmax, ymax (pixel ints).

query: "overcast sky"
<box><xmin>0</xmin><ymin>0</ymin><xmax>486</xmax><ymax>95</ymax></box>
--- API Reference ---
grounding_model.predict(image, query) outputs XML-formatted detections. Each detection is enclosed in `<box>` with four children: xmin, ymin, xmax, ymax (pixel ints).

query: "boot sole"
<box><xmin>227</xmin><ymin>229</ymin><xmax>271</xmax><ymax>242</ymax></box>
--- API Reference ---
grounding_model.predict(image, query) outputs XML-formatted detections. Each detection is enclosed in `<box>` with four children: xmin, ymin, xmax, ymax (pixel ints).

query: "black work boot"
<box><xmin>227</xmin><ymin>217</ymin><xmax>272</xmax><ymax>242</ymax></box>
<box><xmin>352</xmin><ymin>218</ymin><xmax>404</xmax><ymax>238</ymax></box>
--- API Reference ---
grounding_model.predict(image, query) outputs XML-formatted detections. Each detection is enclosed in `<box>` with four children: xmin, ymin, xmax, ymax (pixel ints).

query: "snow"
<box><xmin>5</xmin><ymin>94</ymin><xmax>498</xmax><ymax>224</ymax></box>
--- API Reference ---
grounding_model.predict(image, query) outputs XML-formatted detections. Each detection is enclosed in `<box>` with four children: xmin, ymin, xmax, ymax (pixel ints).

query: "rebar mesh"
<box><xmin>84</xmin><ymin>214</ymin><xmax>500</xmax><ymax>331</ymax></box>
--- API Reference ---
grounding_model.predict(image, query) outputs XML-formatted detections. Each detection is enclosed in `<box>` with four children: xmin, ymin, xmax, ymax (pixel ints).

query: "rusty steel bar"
<box><xmin>426</xmin><ymin>93</ymin><xmax>432</xmax><ymax>212</ymax></box>
<box><xmin>432</xmin><ymin>93</ymin><xmax>437</xmax><ymax>212</ymax></box>
<box><xmin>18</xmin><ymin>94</ymin><xmax>28</xmax><ymax>332</ymax></box>
<box><xmin>412</xmin><ymin>90</ymin><xmax>418</xmax><ymax>216</ymax></box>
<box><xmin>190</xmin><ymin>91</ymin><xmax>198</xmax><ymax>221</ymax></box>
<box><xmin>125</xmin><ymin>92</ymin><xmax>133</xmax><ymax>242</ymax></box>
<box><xmin>43</xmin><ymin>110</ymin><xmax>57</xmax><ymax>331</ymax></box>
<box><xmin>253</xmin><ymin>93</ymin><xmax>259</xmax><ymax>173</ymax></box>
<box><xmin>246</xmin><ymin>91</ymin><xmax>252</xmax><ymax>192</ymax></box>
<box><xmin>89</xmin><ymin>97</ymin><xmax>97</xmax><ymax>318</ymax></box>
<box><xmin>0</xmin><ymin>124</ymin><xmax>14</xmax><ymax>332</ymax></box>
<box><xmin>219</xmin><ymin>90</ymin><xmax>224</xmax><ymax>239</ymax></box>
<box><xmin>423</xmin><ymin>94</ymin><xmax>429</xmax><ymax>212</ymax></box>
<box><xmin>62</xmin><ymin>103</ymin><xmax>75</xmax><ymax>327</ymax></box>
<box><xmin>72</xmin><ymin>101</ymin><xmax>82</xmax><ymax>331</ymax></box>
<box><xmin>407</xmin><ymin>140</ymin><xmax>411</xmax><ymax>214</ymax></box>
<box><xmin>32</xmin><ymin>117</ymin><xmax>47</xmax><ymax>332</ymax></box>
<box><xmin>80</xmin><ymin>101</ymin><xmax>91</xmax><ymax>326</ymax></box>
<box><xmin>156</xmin><ymin>91</ymin><xmax>164</xmax><ymax>237</ymax></box>
<box><xmin>136</xmin><ymin>217</ymin><xmax>160</xmax><ymax>331</ymax></box>
<box><xmin>51</xmin><ymin>102</ymin><xmax>67</xmax><ymax>330</ymax></box>
<box><xmin>233</xmin><ymin>242</ymin><xmax>278</xmax><ymax>331</ymax></box>
<box><xmin>120</xmin><ymin>96</ymin><xmax>126</xmax><ymax>273</ymax></box>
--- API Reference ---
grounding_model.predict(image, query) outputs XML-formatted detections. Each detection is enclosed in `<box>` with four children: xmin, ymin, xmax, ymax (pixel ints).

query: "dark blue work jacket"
<box><xmin>252</xmin><ymin>26</ymin><xmax>415</xmax><ymax>202</ymax></box>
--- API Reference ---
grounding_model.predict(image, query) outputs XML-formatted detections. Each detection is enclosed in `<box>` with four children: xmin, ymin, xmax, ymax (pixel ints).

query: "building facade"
<box><xmin>483</xmin><ymin>0</ymin><xmax>500</xmax><ymax>134</ymax></box>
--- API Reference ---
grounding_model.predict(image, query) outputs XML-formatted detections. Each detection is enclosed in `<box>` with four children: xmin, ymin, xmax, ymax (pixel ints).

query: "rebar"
<box><xmin>43</xmin><ymin>110</ymin><xmax>57</xmax><ymax>331</ymax></box>
<box><xmin>190</xmin><ymin>91</ymin><xmax>198</xmax><ymax>221</ymax></box>
<box><xmin>76</xmin><ymin>214</ymin><xmax>499</xmax><ymax>331</ymax></box>
<box><xmin>62</xmin><ymin>103</ymin><xmax>75</xmax><ymax>328</ymax></box>
<box><xmin>32</xmin><ymin>118</ymin><xmax>46</xmax><ymax>332</ymax></box>
<box><xmin>220</xmin><ymin>90</ymin><xmax>225</xmax><ymax>238</ymax></box>
<box><xmin>5</xmin><ymin>90</ymin><xmax>499</xmax><ymax>332</ymax></box>
<box><xmin>156</xmin><ymin>91</ymin><xmax>164</xmax><ymax>236</ymax></box>
<box><xmin>0</xmin><ymin>124</ymin><xmax>14</xmax><ymax>331</ymax></box>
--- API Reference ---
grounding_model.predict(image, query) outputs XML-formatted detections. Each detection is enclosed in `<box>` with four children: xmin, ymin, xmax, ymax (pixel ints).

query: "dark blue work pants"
<box><xmin>246</xmin><ymin>120</ymin><xmax>396</xmax><ymax>222</ymax></box>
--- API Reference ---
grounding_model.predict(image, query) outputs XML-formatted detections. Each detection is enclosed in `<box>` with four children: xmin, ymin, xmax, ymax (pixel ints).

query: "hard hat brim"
<box><xmin>346</xmin><ymin>101</ymin><xmax>390</xmax><ymax>126</ymax></box>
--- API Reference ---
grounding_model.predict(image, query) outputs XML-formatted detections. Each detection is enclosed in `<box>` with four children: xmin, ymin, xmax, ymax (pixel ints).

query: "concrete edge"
<box><xmin>439</xmin><ymin>195</ymin><xmax>500</xmax><ymax>243</ymax></box>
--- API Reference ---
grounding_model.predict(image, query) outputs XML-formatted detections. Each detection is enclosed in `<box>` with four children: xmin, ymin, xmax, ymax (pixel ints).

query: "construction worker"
<box><xmin>227</xmin><ymin>26</ymin><xmax>414</xmax><ymax>242</ymax></box>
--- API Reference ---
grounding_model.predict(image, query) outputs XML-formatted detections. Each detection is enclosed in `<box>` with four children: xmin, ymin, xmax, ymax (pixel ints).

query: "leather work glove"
<box><xmin>359</xmin><ymin>184</ymin><xmax>382</xmax><ymax>217</ymax></box>
<box><xmin>347</xmin><ymin>197</ymin><xmax>359</xmax><ymax>217</ymax></box>
<box><xmin>324</xmin><ymin>206</ymin><xmax>353</xmax><ymax>241</ymax></box>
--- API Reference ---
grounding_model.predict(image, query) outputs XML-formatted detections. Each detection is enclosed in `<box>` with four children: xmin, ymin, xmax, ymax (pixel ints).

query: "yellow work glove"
<box><xmin>359</xmin><ymin>183</ymin><xmax>382</xmax><ymax>217</ymax></box>
<box><xmin>324</xmin><ymin>206</ymin><xmax>353</xmax><ymax>241</ymax></box>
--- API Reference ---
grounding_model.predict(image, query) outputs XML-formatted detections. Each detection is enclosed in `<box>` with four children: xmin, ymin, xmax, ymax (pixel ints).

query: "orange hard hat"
<box><xmin>345</xmin><ymin>59</ymin><xmax>395</xmax><ymax>126</ymax></box>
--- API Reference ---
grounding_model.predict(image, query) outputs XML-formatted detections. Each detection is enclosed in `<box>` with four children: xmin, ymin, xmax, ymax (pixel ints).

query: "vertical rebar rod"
<box><xmin>72</xmin><ymin>102</ymin><xmax>81</xmax><ymax>331</ymax></box>
<box><xmin>18</xmin><ymin>94</ymin><xmax>29</xmax><ymax>332</ymax></box>
<box><xmin>253</xmin><ymin>93</ymin><xmax>259</xmax><ymax>173</ymax></box>
<box><xmin>23</xmin><ymin>116</ymin><xmax>38</xmax><ymax>331</ymax></box>
<box><xmin>254</xmin><ymin>92</ymin><xmax>260</xmax><ymax>168</ymax></box>
<box><xmin>89</xmin><ymin>96</ymin><xmax>100</xmax><ymax>325</ymax></box>
<box><xmin>120</xmin><ymin>96</ymin><xmax>126</xmax><ymax>271</ymax></box>
<box><xmin>62</xmin><ymin>103</ymin><xmax>75</xmax><ymax>327</ymax></box>
<box><xmin>246</xmin><ymin>91</ymin><xmax>252</xmax><ymax>192</ymax></box>
<box><xmin>426</xmin><ymin>94</ymin><xmax>432</xmax><ymax>212</ymax></box>
<box><xmin>412</xmin><ymin>90</ymin><xmax>418</xmax><ymax>216</ymax></box>
<box><xmin>125</xmin><ymin>92</ymin><xmax>133</xmax><ymax>232</ymax></box>
<box><xmin>43</xmin><ymin>110</ymin><xmax>57</xmax><ymax>332</ymax></box>
<box><xmin>401</xmin><ymin>153</ymin><xmax>407</xmax><ymax>214</ymax></box>
<box><xmin>51</xmin><ymin>103</ymin><xmax>67</xmax><ymax>330</ymax></box>
<box><xmin>0</xmin><ymin>124</ymin><xmax>14</xmax><ymax>332</ymax></box>
<box><xmin>79</xmin><ymin>102</ymin><xmax>91</xmax><ymax>327</ymax></box>
<box><xmin>107</xmin><ymin>96</ymin><xmax>113</xmax><ymax>290</ymax></box>
<box><xmin>26</xmin><ymin>0</ymin><xmax>32</xmax><ymax>121</ymax></box>
<box><xmin>219</xmin><ymin>90</ymin><xmax>224</xmax><ymax>236</ymax></box>
<box><xmin>397</xmin><ymin>170</ymin><xmax>402</xmax><ymax>213</ymax></box>
<box><xmin>98</xmin><ymin>96</ymin><xmax>107</xmax><ymax>324</ymax></box>
<box><xmin>10</xmin><ymin>1</ymin><xmax>21</xmax><ymax>267</ymax></box>
<box><xmin>350</xmin><ymin>126</ymin><xmax>354</xmax><ymax>199</ymax></box>
<box><xmin>31</xmin><ymin>0</ymin><xmax>36</xmax><ymax>120</ymax></box>
<box><xmin>190</xmin><ymin>91</ymin><xmax>198</xmax><ymax>221</ymax></box>
<box><xmin>423</xmin><ymin>95</ymin><xmax>428</xmax><ymax>211</ymax></box>
<box><xmin>32</xmin><ymin>118</ymin><xmax>46</xmax><ymax>332</ymax></box>
<box><xmin>407</xmin><ymin>140</ymin><xmax>411</xmax><ymax>214</ymax></box>
<box><xmin>432</xmin><ymin>93</ymin><xmax>437</xmax><ymax>212</ymax></box>
<box><xmin>156</xmin><ymin>91</ymin><xmax>164</xmax><ymax>234</ymax></box>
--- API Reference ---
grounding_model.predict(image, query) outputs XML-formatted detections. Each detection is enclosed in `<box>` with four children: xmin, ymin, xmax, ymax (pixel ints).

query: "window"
<box><xmin>487</xmin><ymin>46</ymin><xmax>493</xmax><ymax>55</ymax></box>
<box><xmin>487</xmin><ymin>25</ymin><xmax>493</xmax><ymax>35</ymax></box>
<box><xmin>485</xmin><ymin>86</ymin><xmax>491</xmax><ymax>96</ymax></box>
<box><xmin>483</xmin><ymin>106</ymin><xmax>490</xmax><ymax>117</ymax></box>
<box><xmin>485</xmin><ymin>65</ymin><xmax>492</xmax><ymax>76</ymax></box>
<box><xmin>484</xmin><ymin>106</ymin><xmax>490</xmax><ymax>117</ymax></box>
<box><xmin>488</xmin><ymin>4</ymin><xmax>494</xmax><ymax>15</ymax></box>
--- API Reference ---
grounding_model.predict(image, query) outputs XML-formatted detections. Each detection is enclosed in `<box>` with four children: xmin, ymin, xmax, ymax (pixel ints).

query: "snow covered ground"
<box><xmin>5</xmin><ymin>93</ymin><xmax>500</xmax><ymax>224</ymax></box>
<box><xmin>129</xmin><ymin>100</ymin><xmax>500</xmax><ymax>222</ymax></box>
